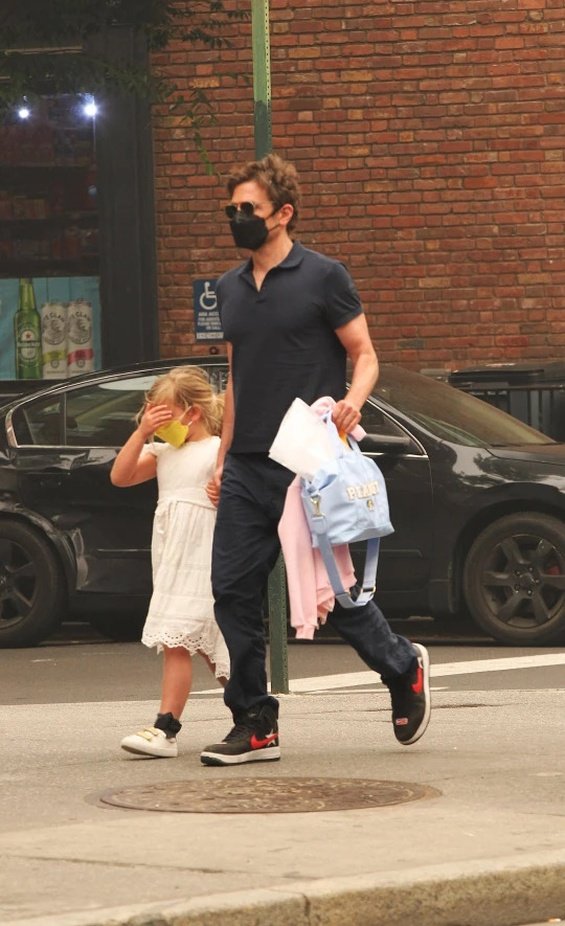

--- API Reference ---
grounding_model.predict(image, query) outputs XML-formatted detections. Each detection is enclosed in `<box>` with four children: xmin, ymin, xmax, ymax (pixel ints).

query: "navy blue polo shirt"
<box><xmin>216</xmin><ymin>241</ymin><xmax>363</xmax><ymax>453</ymax></box>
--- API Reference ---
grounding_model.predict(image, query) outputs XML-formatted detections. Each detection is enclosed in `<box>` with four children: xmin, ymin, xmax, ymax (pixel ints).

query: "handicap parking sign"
<box><xmin>193</xmin><ymin>279</ymin><xmax>223</xmax><ymax>341</ymax></box>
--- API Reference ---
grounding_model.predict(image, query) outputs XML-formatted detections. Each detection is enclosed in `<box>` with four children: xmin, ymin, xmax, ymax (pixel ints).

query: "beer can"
<box><xmin>41</xmin><ymin>301</ymin><xmax>67</xmax><ymax>379</ymax></box>
<box><xmin>67</xmin><ymin>299</ymin><xmax>94</xmax><ymax>376</ymax></box>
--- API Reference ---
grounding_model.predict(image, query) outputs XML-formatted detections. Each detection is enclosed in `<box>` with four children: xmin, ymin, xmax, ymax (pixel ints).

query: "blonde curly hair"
<box><xmin>140</xmin><ymin>366</ymin><xmax>224</xmax><ymax>436</ymax></box>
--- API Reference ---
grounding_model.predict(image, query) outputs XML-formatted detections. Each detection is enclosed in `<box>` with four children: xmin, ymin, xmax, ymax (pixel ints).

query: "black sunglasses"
<box><xmin>225</xmin><ymin>201</ymin><xmax>270</xmax><ymax>219</ymax></box>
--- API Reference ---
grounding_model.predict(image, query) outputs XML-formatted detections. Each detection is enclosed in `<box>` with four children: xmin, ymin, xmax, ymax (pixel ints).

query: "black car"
<box><xmin>1</xmin><ymin>358</ymin><xmax>565</xmax><ymax>648</ymax></box>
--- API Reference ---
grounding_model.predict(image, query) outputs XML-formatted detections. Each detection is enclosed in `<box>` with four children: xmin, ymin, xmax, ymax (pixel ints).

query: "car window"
<box><xmin>13</xmin><ymin>396</ymin><xmax>64</xmax><ymax>446</ymax></box>
<box><xmin>376</xmin><ymin>367</ymin><xmax>553</xmax><ymax>447</ymax></box>
<box><xmin>208</xmin><ymin>366</ymin><xmax>229</xmax><ymax>393</ymax></box>
<box><xmin>11</xmin><ymin>374</ymin><xmax>159</xmax><ymax>447</ymax></box>
<box><xmin>64</xmin><ymin>376</ymin><xmax>158</xmax><ymax>446</ymax></box>
<box><xmin>8</xmin><ymin>364</ymin><xmax>229</xmax><ymax>449</ymax></box>
<box><xmin>360</xmin><ymin>399</ymin><xmax>409</xmax><ymax>439</ymax></box>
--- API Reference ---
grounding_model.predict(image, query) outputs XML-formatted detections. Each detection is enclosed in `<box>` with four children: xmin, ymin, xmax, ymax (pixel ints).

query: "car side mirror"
<box><xmin>359</xmin><ymin>433</ymin><xmax>413</xmax><ymax>454</ymax></box>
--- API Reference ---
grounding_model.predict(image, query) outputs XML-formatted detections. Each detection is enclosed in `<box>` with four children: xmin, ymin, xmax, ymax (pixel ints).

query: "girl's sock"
<box><xmin>154</xmin><ymin>712</ymin><xmax>182</xmax><ymax>737</ymax></box>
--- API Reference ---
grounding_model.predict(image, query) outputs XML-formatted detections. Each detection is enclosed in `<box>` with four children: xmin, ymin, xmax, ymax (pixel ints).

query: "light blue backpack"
<box><xmin>300</xmin><ymin>415</ymin><xmax>394</xmax><ymax>609</ymax></box>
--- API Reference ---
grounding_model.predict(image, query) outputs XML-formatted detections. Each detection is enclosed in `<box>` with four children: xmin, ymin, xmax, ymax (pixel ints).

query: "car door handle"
<box><xmin>36</xmin><ymin>473</ymin><xmax>69</xmax><ymax>488</ymax></box>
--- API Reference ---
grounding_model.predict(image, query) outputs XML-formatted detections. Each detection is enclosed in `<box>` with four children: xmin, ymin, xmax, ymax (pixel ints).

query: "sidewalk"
<box><xmin>1</xmin><ymin>684</ymin><xmax>565</xmax><ymax>926</ymax></box>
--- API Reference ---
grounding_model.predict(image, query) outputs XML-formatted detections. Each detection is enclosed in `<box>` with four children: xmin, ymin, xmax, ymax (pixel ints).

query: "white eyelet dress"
<box><xmin>140</xmin><ymin>435</ymin><xmax>229</xmax><ymax>680</ymax></box>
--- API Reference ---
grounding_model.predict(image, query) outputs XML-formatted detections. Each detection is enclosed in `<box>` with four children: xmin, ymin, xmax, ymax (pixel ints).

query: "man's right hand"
<box><xmin>206</xmin><ymin>463</ymin><xmax>224</xmax><ymax>507</ymax></box>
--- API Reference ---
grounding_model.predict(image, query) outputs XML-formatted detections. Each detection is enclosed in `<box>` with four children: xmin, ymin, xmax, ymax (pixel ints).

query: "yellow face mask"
<box><xmin>154</xmin><ymin>419</ymin><xmax>189</xmax><ymax>448</ymax></box>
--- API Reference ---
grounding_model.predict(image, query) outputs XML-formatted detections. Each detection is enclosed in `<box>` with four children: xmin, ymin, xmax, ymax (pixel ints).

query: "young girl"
<box><xmin>110</xmin><ymin>366</ymin><xmax>229</xmax><ymax>758</ymax></box>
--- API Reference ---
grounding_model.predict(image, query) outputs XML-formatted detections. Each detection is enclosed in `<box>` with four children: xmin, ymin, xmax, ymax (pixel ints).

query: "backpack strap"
<box><xmin>316</xmin><ymin>532</ymin><xmax>381</xmax><ymax>610</ymax></box>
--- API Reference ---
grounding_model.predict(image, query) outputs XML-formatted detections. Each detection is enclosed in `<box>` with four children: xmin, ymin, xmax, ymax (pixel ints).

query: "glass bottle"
<box><xmin>14</xmin><ymin>278</ymin><xmax>42</xmax><ymax>379</ymax></box>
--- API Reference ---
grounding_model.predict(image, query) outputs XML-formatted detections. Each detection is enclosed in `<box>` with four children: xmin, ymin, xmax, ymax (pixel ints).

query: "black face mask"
<box><xmin>229</xmin><ymin>214</ymin><xmax>270</xmax><ymax>251</ymax></box>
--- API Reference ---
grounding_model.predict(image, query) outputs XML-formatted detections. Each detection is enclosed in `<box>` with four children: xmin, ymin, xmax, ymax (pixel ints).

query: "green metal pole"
<box><xmin>251</xmin><ymin>2</ymin><xmax>287</xmax><ymax>692</ymax></box>
<box><xmin>251</xmin><ymin>0</ymin><xmax>272</xmax><ymax>159</ymax></box>
<box><xmin>268</xmin><ymin>555</ymin><xmax>289</xmax><ymax>694</ymax></box>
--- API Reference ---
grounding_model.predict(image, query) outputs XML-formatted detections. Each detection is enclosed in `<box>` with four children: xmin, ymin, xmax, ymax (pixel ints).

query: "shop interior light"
<box><xmin>82</xmin><ymin>97</ymin><xmax>98</xmax><ymax>118</ymax></box>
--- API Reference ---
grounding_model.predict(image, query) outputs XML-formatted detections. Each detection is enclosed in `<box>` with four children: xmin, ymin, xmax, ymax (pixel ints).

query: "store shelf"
<box><xmin>0</xmin><ymin>213</ymin><xmax>98</xmax><ymax>229</ymax></box>
<box><xmin>0</xmin><ymin>163</ymin><xmax>94</xmax><ymax>172</ymax></box>
<box><xmin>0</xmin><ymin>259</ymin><xmax>99</xmax><ymax>277</ymax></box>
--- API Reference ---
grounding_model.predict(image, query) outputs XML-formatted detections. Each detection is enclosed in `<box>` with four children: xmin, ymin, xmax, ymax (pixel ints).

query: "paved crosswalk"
<box><xmin>194</xmin><ymin>651</ymin><xmax>565</xmax><ymax>695</ymax></box>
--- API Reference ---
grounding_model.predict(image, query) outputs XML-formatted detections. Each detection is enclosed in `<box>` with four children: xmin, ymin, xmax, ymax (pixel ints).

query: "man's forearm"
<box><xmin>218</xmin><ymin>376</ymin><xmax>234</xmax><ymax>467</ymax></box>
<box><xmin>346</xmin><ymin>350</ymin><xmax>379</xmax><ymax>410</ymax></box>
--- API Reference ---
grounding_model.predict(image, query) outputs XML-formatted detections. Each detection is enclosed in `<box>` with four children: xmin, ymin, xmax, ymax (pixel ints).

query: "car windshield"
<box><xmin>375</xmin><ymin>366</ymin><xmax>554</xmax><ymax>448</ymax></box>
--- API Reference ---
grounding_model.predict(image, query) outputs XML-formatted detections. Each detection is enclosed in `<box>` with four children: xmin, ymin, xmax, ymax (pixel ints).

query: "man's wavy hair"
<box><xmin>226</xmin><ymin>153</ymin><xmax>301</xmax><ymax>232</ymax></box>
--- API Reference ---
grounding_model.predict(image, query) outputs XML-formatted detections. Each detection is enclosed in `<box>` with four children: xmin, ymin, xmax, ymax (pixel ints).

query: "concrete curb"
<box><xmin>7</xmin><ymin>850</ymin><xmax>565</xmax><ymax>926</ymax></box>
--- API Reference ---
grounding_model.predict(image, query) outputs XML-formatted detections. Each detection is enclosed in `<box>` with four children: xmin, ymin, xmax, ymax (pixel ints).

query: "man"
<box><xmin>200</xmin><ymin>153</ymin><xmax>431</xmax><ymax>766</ymax></box>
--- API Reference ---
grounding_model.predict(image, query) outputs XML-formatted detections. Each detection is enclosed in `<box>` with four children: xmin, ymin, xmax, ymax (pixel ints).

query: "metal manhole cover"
<box><xmin>99</xmin><ymin>778</ymin><xmax>440</xmax><ymax>814</ymax></box>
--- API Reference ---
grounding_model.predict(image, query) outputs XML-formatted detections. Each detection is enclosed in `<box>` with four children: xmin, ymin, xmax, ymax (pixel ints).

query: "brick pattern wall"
<box><xmin>152</xmin><ymin>0</ymin><xmax>565</xmax><ymax>371</ymax></box>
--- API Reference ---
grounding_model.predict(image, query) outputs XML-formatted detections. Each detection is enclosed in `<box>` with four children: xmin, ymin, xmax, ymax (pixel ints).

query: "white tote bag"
<box><xmin>268</xmin><ymin>398</ymin><xmax>335</xmax><ymax>479</ymax></box>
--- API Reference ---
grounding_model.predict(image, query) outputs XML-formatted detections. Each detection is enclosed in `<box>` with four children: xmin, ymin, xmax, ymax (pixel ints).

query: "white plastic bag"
<box><xmin>268</xmin><ymin>398</ymin><xmax>335</xmax><ymax>479</ymax></box>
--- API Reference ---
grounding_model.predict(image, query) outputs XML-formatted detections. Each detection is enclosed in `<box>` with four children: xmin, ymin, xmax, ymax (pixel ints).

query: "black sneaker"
<box><xmin>200</xmin><ymin>704</ymin><xmax>280</xmax><ymax>766</ymax></box>
<box><xmin>384</xmin><ymin>642</ymin><xmax>431</xmax><ymax>746</ymax></box>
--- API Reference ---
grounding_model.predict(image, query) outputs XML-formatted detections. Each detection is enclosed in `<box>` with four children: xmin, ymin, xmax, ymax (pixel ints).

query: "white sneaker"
<box><xmin>120</xmin><ymin>727</ymin><xmax>178</xmax><ymax>758</ymax></box>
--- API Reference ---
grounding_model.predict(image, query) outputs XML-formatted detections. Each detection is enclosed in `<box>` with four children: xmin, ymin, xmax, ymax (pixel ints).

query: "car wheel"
<box><xmin>0</xmin><ymin>520</ymin><xmax>64</xmax><ymax>647</ymax></box>
<box><xmin>463</xmin><ymin>512</ymin><xmax>565</xmax><ymax>645</ymax></box>
<box><xmin>89</xmin><ymin>613</ymin><xmax>145</xmax><ymax>642</ymax></box>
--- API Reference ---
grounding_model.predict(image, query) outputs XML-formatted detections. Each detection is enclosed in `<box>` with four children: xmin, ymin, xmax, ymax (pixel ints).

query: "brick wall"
<box><xmin>152</xmin><ymin>0</ymin><xmax>565</xmax><ymax>371</ymax></box>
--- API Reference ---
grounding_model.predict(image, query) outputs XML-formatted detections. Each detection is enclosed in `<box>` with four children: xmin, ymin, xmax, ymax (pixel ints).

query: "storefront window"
<box><xmin>0</xmin><ymin>95</ymin><xmax>102</xmax><ymax>381</ymax></box>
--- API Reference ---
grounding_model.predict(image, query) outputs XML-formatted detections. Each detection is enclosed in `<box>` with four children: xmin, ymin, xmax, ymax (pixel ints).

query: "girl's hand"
<box><xmin>138</xmin><ymin>403</ymin><xmax>173</xmax><ymax>440</ymax></box>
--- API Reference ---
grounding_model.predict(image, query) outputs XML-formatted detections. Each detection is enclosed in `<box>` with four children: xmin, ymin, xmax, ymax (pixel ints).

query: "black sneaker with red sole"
<box><xmin>384</xmin><ymin>642</ymin><xmax>431</xmax><ymax>745</ymax></box>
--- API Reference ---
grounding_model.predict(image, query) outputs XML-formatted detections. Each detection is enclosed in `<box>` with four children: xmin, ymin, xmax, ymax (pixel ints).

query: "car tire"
<box><xmin>89</xmin><ymin>613</ymin><xmax>145</xmax><ymax>642</ymax></box>
<box><xmin>463</xmin><ymin>512</ymin><xmax>565</xmax><ymax>645</ymax></box>
<box><xmin>0</xmin><ymin>520</ymin><xmax>64</xmax><ymax>648</ymax></box>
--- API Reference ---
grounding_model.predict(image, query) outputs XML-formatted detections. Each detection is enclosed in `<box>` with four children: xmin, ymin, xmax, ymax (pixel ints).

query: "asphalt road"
<box><xmin>1</xmin><ymin>624</ymin><xmax>565</xmax><ymax>926</ymax></box>
<box><xmin>1</xmin><ymin>621</ymin><xmax>565</xmax><ymax>705</ymax></box>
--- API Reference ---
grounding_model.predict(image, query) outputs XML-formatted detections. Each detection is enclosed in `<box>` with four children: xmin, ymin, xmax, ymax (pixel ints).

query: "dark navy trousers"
<box><xmin>211</xmin><ymin>453</ymin><xmax>416</xmax><ymax>721</ymax></box>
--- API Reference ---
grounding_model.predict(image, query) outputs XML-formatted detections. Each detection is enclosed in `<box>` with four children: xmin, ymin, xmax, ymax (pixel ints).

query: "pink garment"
<box><xmin>277</xmin><ymin>397</ymin><xmax>366</xmax><ymax>640</ymax></box>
